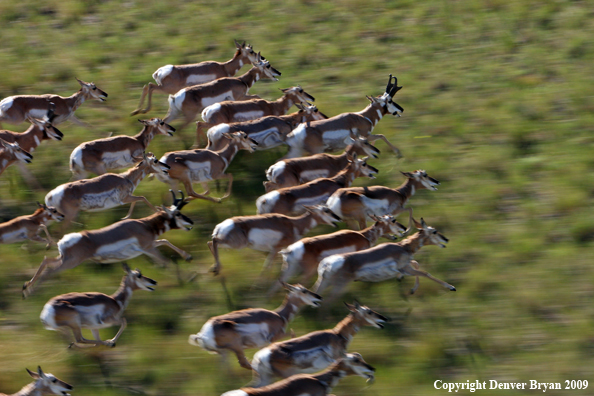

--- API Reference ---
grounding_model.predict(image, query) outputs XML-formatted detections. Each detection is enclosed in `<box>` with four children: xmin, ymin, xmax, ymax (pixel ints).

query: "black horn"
<box><xmin>385</xmin><ymin>74</ymin><xmax>394</xmax><ymax>94</ymax></box>
<box><xmin>170</xmin><ymin>189</ymin><xmax>189</xmax><ymax>210</ymax></box>
<box><xmin>389</xmin><ymin>76</ymin><xmax>402</xmax><ymax>97</ymax></box>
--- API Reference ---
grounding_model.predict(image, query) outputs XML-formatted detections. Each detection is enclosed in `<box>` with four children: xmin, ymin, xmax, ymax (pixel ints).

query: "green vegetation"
<box><xmin>0</xmin><ymin>1</ymin><xmax>593</xmax><ymax>395</ymax></box>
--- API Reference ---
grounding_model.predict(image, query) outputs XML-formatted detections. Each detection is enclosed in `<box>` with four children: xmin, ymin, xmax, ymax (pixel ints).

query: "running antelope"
<box><xmin>205</xmin><ymin>103</ymin><xmax>327</xmax><ymax>151</ymax></box>
<box><xmin>0</xmin><ymin>139</ymin><xmax>33</xmax><ymax>176</ymax></box>
<box><xmin>23</xmin><ymin>191</ymin><xmax>193</xmax><ymax>297</ymax></box>
<box><xmin>208</xmin><ymin>205</ymin><xmax>341</xmax><ymax>275</ymax></box>
<box><xmin>162</xmin><ymin>54</ymin><xmax>281</xmax><ymax>132</ymax></box>
<box><xmin>268</xmin><ymin>215</ymin><xmax>405</xmax><ymax>296</ymax></box>
<box><xmin>327</xmin><ymin>169</ymin><xmax>440</xmax><ymax>230</ymax></box>
<box><xmin>69</xmin><ymin>118</ymin><xmax>175</xmax><ymax>180</ymax></box>
<box><xmin>313</xmin><ymin>218</ymin><xmax>455</xmax><ymax>301</ymax></box>
<box><xmin>40</xmin><ymin>263</ymin><xmax>157</xmax><ymax>347</ymax></box>
<box><xmin>0</xmin><ymin>203</ymin><xmax>64</xmax><ymax>248</ymax></box>
<box><xmin>188</xmin><ymin>282</ymin><xmax>321</xmax><ymax>370</ymax></box>
<box><xmin>227</xmin><ymin>353</ymin><xmax>374</xmax><ymax>396</ymax></box>
<box><xmin>264</xmin><ymin>135</ymin><xmax>380</xmax><ymax>192</ymax></box>
<box><xmin>155</xmin><ymin>131</ymin><xmax>258</xmax><ymax>203</ymax></box>
<box><xmin>283</xmin><ymin>74</ymin><xmax>403</xmax><ymax>158</ymax></box>
<box><xmin>0</xmin><ymin>78</ymin><xmax>107</xmax><ymax>128</ymax></box>
<box><xmin>0</xmin><ymin>113</ymin><xmax>64</xmax><ymax>154</ymax></box>
<box><xmin>197</xmin><ymin>86</ymin><xmax>315</xmax><ymax>143</ymax></box>
<box><xmin>45</xmin><ymin>153</ymin><xmax>169</xmax><ymax>228</ymax></box>
<box><xmin>256</xmin><ymin>154</ymin><xmax>378</xmax><ymax>216</ymax></box>
<box><xmin>0</xmin><ymin>367</ymin><xmax>73</xmax><ymax>396</ymax></box>
<box><xmin>251</xmin><ymin>302</ymin><xmax>385</xmax><ymax>386</ymax></box>
<box><xmin>131</xmin><ymin>40</ymin><xmax>261</xmax><ymax>116</ymax></box>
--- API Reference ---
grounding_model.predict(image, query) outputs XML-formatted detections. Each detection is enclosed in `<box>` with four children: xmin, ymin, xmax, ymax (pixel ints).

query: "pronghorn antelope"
<box><xmin>0</xmin><ymin>367</ymin><xmax>73</xmax><ymax>396</ymax></box>
<box><xmin>0</xmin><ymin>112</ymin><xmax>64</xmax><ymax>153</ymax></box>
<box><xmin>45</xmin><ymin>153</ymin><xmax>170</xmax><ymax>227</ymax></box>
<box><xmin>251</xmin><ymin>302</ymin><xmax>385</xmax><ymax>387</ymax></box>
<box><xmin>0</xmin><ymin>139</ymin><xmax>33</xmax><ymax>176</ymax></box>
<box><xmin>208</xmin><ymin>205</ymin><xmax>341</xmax><ymax>275</ymax></box>
<box><xmin>162</xmin><ymin>54</ymin><xmax>281</xmax><ymax>132</ymax></box>
<box><xmin>226</xmin><ymin>353</ymin><xmax>374</xmax><ymax>396</ymax></box>
<box><xmin>256</xmin><ymin>154</ymin><xmax>378</xmax><ymax>216</ymax></box>
<box><xmin>188</xmin><ymin>282</ymin><xmax>321</xmax><ymax>370</ymax></box>
<box><xmin>69</xmin><ymin>118</ymin><xmax>175</xmax><ymax>180</ymax></box>
<box><xmin>312</xmin><ymin>218</ymin><xmax>455</xmax><ymax>301</ymax></box>
<box><xmin>131</xmin><ymin>40</ymin><xmax>261</xmax><ymax>116</ymax></box>
<box><xmin>40</xmin><ymin>263</ymin><xmax>157</xmax><ymax>347</ymax></box>
<box><xmin>0</xmin><ymin>78</ymin><xmax>107</xmax><ymax>128</ymax></box>
<box><xmin>0</xmin><ymin>203</ymin><xmax>64</xmax><ymax>248</ymax></box>
<box><xmin>22</xmin><ymin>191</ymin><xmax>193</xmax><ymax>297</ymax></box>
<box><xmin>327</xmin><ymin>169</ymin><xmax>440</xmax><ymax>230</ymax></box>
<box><xmin>205</xmin><ymin>103</ymin><xmax>327</xmax><ymax>151</ymax></box>
<box><xmin>155</xmin><ymin>131</ymin><xmax>258</xmax><ymax>203</ymax></box>
<box><xmin>283</xmin><ymin>74</ymin><xmax>403</xmax><ymax>158</ymax></box>
<box><xmin>264</xmin><ymin>135</ymin><xmax>380</xmax><ymax>192</ymax></box>
<box><xmin>197</xmin><ymin>86</ymin><xmax>316</xmax><ymax>143</ymax></box>
<box><xmin>267</xmin><ymin>215</ymin><xmax>406</xmax><ymax>296</ymax></box>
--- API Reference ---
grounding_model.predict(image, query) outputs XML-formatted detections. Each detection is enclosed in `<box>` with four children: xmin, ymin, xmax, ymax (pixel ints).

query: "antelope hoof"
<box><xmin>209</xmin><ymin>264</ymin><xmax>220</xmax><ymax>276</ymax></box>
<box><xmin>22</xmin><ymin>282</ymin><xmax>31</xmax><ymax>299</ymax></box>
<box><xmin>106</xmin><ymin>340</ymin><xmax>116</xmax><ymax>348</ymax></box>
<box><xmin>409</xmin><ymin>289</ymin><xmax>415</xmax><ymax>295</ymax></box>
<box><xmin>45</xmin><ymin>243</ymin><xmax>51</xmax><ymax>250</ymax></box>
<box><xmin>184</xmin><ymin>254</ymin><xmax>193</xmax><ymax>262</ymax></box>
<box><xmin>450</xmin><ymin>287</ymin><xmax>456</xmax><ymax>291</ymax></box>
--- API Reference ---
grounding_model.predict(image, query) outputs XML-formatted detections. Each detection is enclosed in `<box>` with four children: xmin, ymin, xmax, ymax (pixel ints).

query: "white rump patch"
<box><xmin>206</xmin><ymin>124</ymin><xmax>231</xmax><ymax>145</ymax></box>
<box><xmin>70</xmin><ymin>146</ymin><xmax>83</xmax><ymax>170</ymax></box>
<box><xmin>186</xmin><ymin>74</ymin><xmax>216</xmax><ymax>85</ymax></box>
<box><xmin>0</xmin><ymin>96</ymin><xmax>14</xmax><ymax>114</ymax></box>
<box><xmin>221</xmin><ymin>391</ymin><xmax>249</xmax><ymax>396</ymax></box>
<box><xmin>287</xmin><ymin>123</ymin><xmax>307</xmax><ymax>147</ymax></box>
<box><xmin>283</xmin><ymin>241</ymin><xmax>305</xmax><ymax>264</ymax></box>
<box><xmin>201</xmin><ymin>102</ymin><xmax>221</xmax><ymax>122</ymax></box>
<box><xmin>256</xmin><ymin>191</ymin><xmax>280</xmax><ymax>214</ymax></box>
<box><xmin>251</xmin><ymin>347</ymin><xmax>272</xmax><ymax>371</ymax></box>
<box><xmin>153</xmin><ymin>65</ymin><xmax>173</xmax><ymax>85</ymax></box>
<box><xmin>168</xmin><ymin>90</ymin><xmax>186</xmax><ymax>112</ymax></box>
<box><xmin>40</xmin><ymin>304</ymin><xmax>58</xmax><ymax>330</ymax></box>
<box><xmin>190</xmin><ymin>320</ymin><xmax>218</xmax><ymax>351</ymax></box>
<box><xmin>213</xmin><ymin>218</ymin><xmax>235</xmax><ymax>239</ymax></box>
<box><xmin>318</xmin><ymin>254</ymin><xmax>345</xmax><ymax>277</ymax></box>
<box><xmin>247</xmin><ymin>228</ymin><xmax>283</xmax><ymax>251</ymax></box>
<box><xmin>58</xmin><ymin>232</ymin><xmax>83</xmax><ymax>251</ymax></box>
<box><xmin>326</xmin><ymin>195</ymin><xmax>343</xmax><ymax>218</ymax></box>
<box><xmin>266</xmin><ymin>161</ymin><xmax>286</xmax><ymax>182</ymax></box>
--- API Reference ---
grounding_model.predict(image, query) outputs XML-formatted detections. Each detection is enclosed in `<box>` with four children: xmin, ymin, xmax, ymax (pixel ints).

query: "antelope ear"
<box><xmin>401</xmin><ymin>171</ymin><xmax>413</xmax><ymax>178</ymax></box>
<box><xmin>75</xmin><ymin>77</ymin><xmax>85</xmax><ymax>86</ymax></box>
<box><xmin>420</xmin><ymin>218</ymin><xmax>427</xmax><ymax>229</ymax></box>
<box><xmin>138</xmin><ymin>119</ymin><xmax>149</xmax><ymax>125</ymax></box>
<box><xmin>344</xmin><ymin>302</ymin><xmax>357</xmax><ymax>312</ymax></box>
<box><xmin>412</xmin><ymin>217</ymin><xmax>423</xmax><ymax>230</ymax></box>
<box><xmin>122</xmin><ymin>262</ymin><xmax>131</xmax><ymax>273</ymax></box>
<box><xmin>37</xmin><ymin>366</ymin><xmax>46</xmax><ymax>379</ymax></box>
<box><xmin>27</xmin><ymin>368</ymin><xmax>40</xmax><ymax>379</ymax></box>
<box><xmin>234</xmin><ymin>39</ymin><xmax>241</xmax><ymax>49</ymax></box>
<box><xmin>366</xmin><ymin>95</ymin><xmax>374</xmax><ymax>103</ymax></box>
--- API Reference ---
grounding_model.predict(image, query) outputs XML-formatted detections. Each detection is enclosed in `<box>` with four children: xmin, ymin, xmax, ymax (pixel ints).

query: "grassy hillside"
<box><xmin>0</xmin><ymin>1</ymin><xmax>593</xmax><ymax>395</ymax></box>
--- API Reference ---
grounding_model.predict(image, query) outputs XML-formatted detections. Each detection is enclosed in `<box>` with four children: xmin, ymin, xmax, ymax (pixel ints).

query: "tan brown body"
<box><xmin>189</xmin><ymin>283</ymin><xmax>321</xmax><ymax>370</ymax></box>
<box><xmin>22</xmin><ymin>193</ymin><xmax>193</xmax><ymax>297</ymax></box>
<box><xmin>132</xmin><ymin>41</ymin><xmax>261</xmax><ymax>115</ymax></box>
<box><xmin>69</xmin><ymin>118</ymin><xmax>174</xmax><ymax>179</ymax></box>
<box><xmin>326</xmin><ymin>169</ymin><xmax>440</xmax><ymax>230</ymax></box>
<box><xmin>0</xmin><ymin>367</ymin><xmax>73</xmax><ymax>396</ymax></box>
<box><xmin>40</xmin><ymin>264</ymin><xmax>157</xmax><ymax>347</ymax></box>
<box><xmin>263</xmin><ymin>136</ymin><xmax>379</xmax><ymax>192</ymax></box>
<box><xmin>256</xmin><ymin>155</ymin><xmax>378</xmax><ymax>215</ymax></box>
<box><xmin>162</xmin><ymin>55</ymin><xmax>281</xmax><ymax>132</ymax></box>
<box><xmin>156</xmin><ymin>132</ymin><xmax>258</xmax><ymax>203</ymax></box>
<box><xmin>251</xmin><ymin>303</ymin><xmax>385</xmax><ymax>386</ymax></box>
<box><xmin>0</xmin><ymin>79</ymin><xmax>107</xmax><ymax>128</ymax></box>
<box><xmin>0</xmin><ymin>204</ymin><xmax>64</xmax><ymax>247</ymax></box>
<box><xmin>208</xmin><ymin>205</ymin><xmax>341</xmax><ymax>275</ymax></box>
<box><xmin>313</xmin><ymin>218</ymin><xmax>455</xmax><ymax>301</ymax></box>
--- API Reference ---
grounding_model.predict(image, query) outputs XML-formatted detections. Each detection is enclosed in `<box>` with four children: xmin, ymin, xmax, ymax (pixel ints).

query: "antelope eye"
<box><xmin>52</xmin><ymin>378</ymin><xmax>57</xmax><ymax>383</ymax></box>
<box><xmin>137</xmin><ymin>273</ymin><xmax>142</xmax><ymax>278</ymax></box>
<box><xmin>433</xmin><ymin>230</ymin><xmax>437</xmax><ymax>234</ymax></box>
<box><xmin>92</xmin><ymin>87</ymin><xmax>96</xmax><ymax>90</ymax></box>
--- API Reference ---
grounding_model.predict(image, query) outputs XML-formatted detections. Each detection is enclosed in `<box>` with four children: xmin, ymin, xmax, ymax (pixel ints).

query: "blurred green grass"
<box><xmin>0</xmin><ymin>0</ymin><xmax>593</xmax><ymax>395</ymax></box>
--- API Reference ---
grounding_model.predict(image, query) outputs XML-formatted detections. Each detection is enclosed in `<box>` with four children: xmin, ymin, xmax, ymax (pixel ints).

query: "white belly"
<box><xmin>321</xmin><ymin>129</ymin><xmax>351</xmax><ymax>149</ymax></box>
<box><xmin>247</xmin><ymin>228</ymin><xmax>284</xmax><ymax>251</ymax></box>
<box><xmin>299</xmin><ymin>169</ymin><xmax>330</xmax><ymax>182</ymax></box>
<box><xmin>234</xmin><ymin>322</ymin><xmax>271</xmax><ymax>348</ymax></box>
<box><xmin>0</xmin><ymin>227</ymin><xmax>27</xmax><ymax>244</ymax></box>
<box><xmin>80</xmin><ymin>190</ymin><xmax>124</xmax><ymax>211</ymax></box>
<box><xmin>28</xmin><ymin>109</ymin><xmax>49</xmax><ymax>120</ymax></box>
<box><xmin>250</xmin><ymin>128</ymin><xmax>284</xmax><ymax>149</ymax></box>
<box><xmin>319</xmin><ymin>245</ymin><xmax>358</xmax><ymax>260</ymax></box>
<box><xmin>233</xmin><ymin>110</ymin><xmax>264</xmax><ymax>122</ymax></box>
<box><xmin>186</xmin><ymin>74</ymin><xmax>217</xmax><ymax>85</ymax></box>
<box><xmin>355</xmin><ymin>258</ymin><xmax>400</xmax><ymax>282</ymax></box>
<box><xmin>291</xmin><ymin>347</ymin><xmax>335</xmax><ymax>372</ymax></box>
<box><xmin>75</xmin><ymin>305</ymin><xmax>113</xmax><ymax>329</ymax></box>
<box><xmin>294</xmin><ymin>193</ymin><xmax>331</xmax><ymax>209</ymax></box>
<box><xmin>101</xmin><ymin>150</ymin><xmax>134</xmax><ymax>170</ymax></box>
<box><xmin>92</xmin><ymin>237</ymin><xmax>144</xmax><ymax>262</ymax></box>
<box><xmin>187</xmin><ymin>161</ymin><xmax>212</xmax><ymax>182</ymax></box>
<box><xmin>201</xmin><ymin>91</ymin><xmax>234</xmax><ymax>108</ymax></box>
<box><xmin>361</xmin><ymin>197</ymin><xmax>391</xmax><ymax>216</ymax></box>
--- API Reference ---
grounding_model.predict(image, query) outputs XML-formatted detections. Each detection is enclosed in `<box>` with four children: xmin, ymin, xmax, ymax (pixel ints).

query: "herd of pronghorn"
<box><xmin>0</xmin><ymin>40</ymin><xmax>455</xmax><ymax>396</ymax></box>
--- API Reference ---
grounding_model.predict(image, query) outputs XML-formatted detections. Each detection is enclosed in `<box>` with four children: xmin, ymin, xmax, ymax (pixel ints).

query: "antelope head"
<box><xmin>0</xmin><ymin>139</ymin><xmax>33</xmax><ymax>163</ymax></box>
<box><xmin>26</xmin><ymin>366</ymin><xmax>73</xmax><ymax>396</ymax></box>
<box><xmin>28</xmin><ymin>116</ymin><xmax>64</xmax><ymax>141</ymax></box>
<box><xmin>281</xmin><ymin>85</ymin><xmax>315</xmax><ymax>103</ymax></box>
<box><xmin>76</xmin><ymin>78</ymin><xmax>108</xmax><ymax>102</ymax></box>
<box><xmin>413</xmin><ymin>217</ymin><xmax>449</xmax><ymax>248</ymax></box>
<box><xmin>224</xmin><ymin>131</ymin><xmax>258</xmax><ymax>152</ymax></box>
<box><xmin>348</xmin><ymin>132</ymin><xmax>380</xmax><ymax>159</ymax></box>
<box><xmin>281</xmin><ymin>281</ymin><xmax>323</xmax><ymax>307</ymax></box>
<box><xmin>366</xmin><ymin>74</ymin><xmax>404</xmax><ymax>117</ymax></box>
<box><xmin>164</xmin><ymin>190</ymin><xmax>194</xmax><ymax>231</ymax></box>
<box><xmin>303</xmin><ymin>205</ymin><xmax>342</xmax><ymax>228</ymax></box>
<box><xmin>295</xmin><ymin>102</ymin><xmax>328</xmax><ymax>122</ymax></box>
<box><xmin>141</xmin><ymin>152</ymin><xmax>170</xmax><ymax>177</ymax></box>
<box><xmin>346</xmin><ymin>301</ymin><xmax>389</xmax><ymax>329</ymax></box>
<box><xmin>37</xmin><ymin>201</ymin><xmax>65</xmax><ymax>222</ymax></box>
<box><xmin>338</xmin><ymin>353</ymin><xmax>376</xmax><ymax>383</ymax></box>
<box><xmin>122</xmin><ymin>263</ymin><xmax>157</xmax><ymax>292</ymax></box>
<box><xmin>370</xmin><ymin>214</ymin><xmax>406</xmax><ymax>240</ymax></box>
<box><xmin>253</xmin><ymin>53</ymin><xmax>281</xmax><ymax>81</ymax></box>
<box><xmin>139</xmin><ymin>118</ymin><xmax>176</xmax><ymax>136</ymax></box>
<box><xmin>235</xmin><ymin>39</ymin><xmax>261</xmax><ymax>63</ymax></box>
<box><xmin>347</xmin><ymin>152</ymin><xmax>378</xmax><ymax>179</ymax></box>
<box><xmin>401</xmin><ymin>169</ymin><xmax>440</xmax><ymax>190</ymax></box>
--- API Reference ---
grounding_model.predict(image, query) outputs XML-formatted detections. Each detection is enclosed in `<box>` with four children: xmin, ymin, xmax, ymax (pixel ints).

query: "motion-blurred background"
<box><xmin>0</xmin><ymin>1</ymin><xmax>592</xmax><ymax>395</ymax></box>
